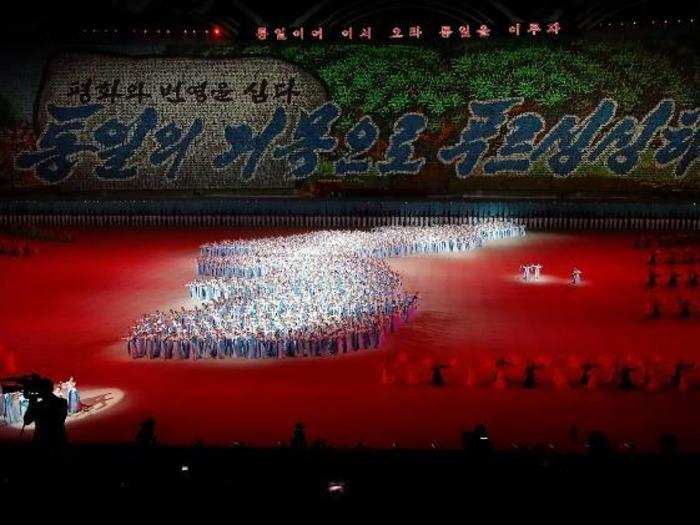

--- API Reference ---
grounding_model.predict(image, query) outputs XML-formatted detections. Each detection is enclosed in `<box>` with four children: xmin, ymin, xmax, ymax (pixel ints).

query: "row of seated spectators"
<box><xmin>0</xmin><ymin>419</ymin><xmax>693</xmax><ymax>496</ymax></box>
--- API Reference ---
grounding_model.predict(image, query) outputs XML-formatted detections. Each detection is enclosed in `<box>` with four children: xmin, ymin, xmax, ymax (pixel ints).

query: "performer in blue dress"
<box><xmin>3</xmin><ymin>392</ymin><xmax>23</xmax><ymax>424</ymax></box>
<box><xmin>65</xmin><ymin>377</ymin><xmax>82</xmax><ymax>415</ymax></box>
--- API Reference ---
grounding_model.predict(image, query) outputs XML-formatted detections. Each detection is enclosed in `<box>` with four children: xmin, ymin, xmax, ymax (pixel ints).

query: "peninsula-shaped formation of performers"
<box><xmin>126</xmin><ymin>222</ymin><xmax>526</xmax><ymax>360</ymax></box>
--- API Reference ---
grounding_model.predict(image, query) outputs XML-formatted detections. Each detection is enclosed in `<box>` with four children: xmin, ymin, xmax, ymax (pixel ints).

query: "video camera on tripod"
<box><xmin>1</xmin><ymin>373</ymin><xmax>53</xmax><ymax>402</ymax></box>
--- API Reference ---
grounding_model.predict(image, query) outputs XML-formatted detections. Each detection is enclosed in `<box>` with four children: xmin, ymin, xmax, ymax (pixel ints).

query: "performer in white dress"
<box><xmin>520</xmin><ymin>265</ymin><xmax>530</xmax><ymax>282</ymax></box>
<box><xmin>532</xmin><ymin>263</ymin><xmax>543</xmax><ymax>281</ymax></box>
<box><xmin>571</xmin><ymin>267</ymin><xmax>583</xmax><ymax>285</ymax></box>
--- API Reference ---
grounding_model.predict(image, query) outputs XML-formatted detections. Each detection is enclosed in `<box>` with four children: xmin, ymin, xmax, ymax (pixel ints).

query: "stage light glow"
<box><xmin>327</xmin><ymin>481</ymin><xmax>346</xmax><ymax>495</ymax></box>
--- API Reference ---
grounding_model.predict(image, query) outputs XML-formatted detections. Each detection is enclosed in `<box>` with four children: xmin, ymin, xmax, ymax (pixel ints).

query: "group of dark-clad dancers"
<box><xmin>642</xmin><ymin>235</ymin><xmax>699</xmax><ymax>319</ymax></box>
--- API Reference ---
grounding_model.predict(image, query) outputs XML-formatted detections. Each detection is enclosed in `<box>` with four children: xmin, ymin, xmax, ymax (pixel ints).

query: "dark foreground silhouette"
<box><xmin>0</xmin><ymin>421</ymin><xmax>696</xmax><ymax>499</ymax></box>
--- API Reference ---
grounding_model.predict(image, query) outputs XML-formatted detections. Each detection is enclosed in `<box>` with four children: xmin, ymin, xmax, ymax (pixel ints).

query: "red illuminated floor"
<box><xmin>1</xmin><ymin>228</ymin><xmax>699</xmax><ymax>450</ymax></box>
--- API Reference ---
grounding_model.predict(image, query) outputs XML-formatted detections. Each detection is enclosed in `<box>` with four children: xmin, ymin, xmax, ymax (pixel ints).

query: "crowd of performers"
<box><xmin>126</xmin><ymin>223</ymin><xmax>526</xmax><ymax>360</ymax></box>
<box><xmin>519</xmin><ymin>264</ymin><xmax>543</xmax><ymax>282</ymax></box>
<box><xmin>1</xmin><ymin>377</ymin><xmax>81</xmax><ymax>426</ymax></box>
<box><xmin>641</xmin><ymin>235</ymin><xmax>699</xmax><ymax>319</ymax></box>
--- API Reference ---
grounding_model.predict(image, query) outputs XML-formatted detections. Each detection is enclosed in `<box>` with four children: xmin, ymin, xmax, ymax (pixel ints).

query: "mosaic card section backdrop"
<box><xmin>6</xmin><ymin>52</ymin><xmax>329</xmax><ymax>190</ymax></box>
<box><xmin>0</xmin><ymin>41</ymin><xmax>698</xmax><ymax>192</ymax></box>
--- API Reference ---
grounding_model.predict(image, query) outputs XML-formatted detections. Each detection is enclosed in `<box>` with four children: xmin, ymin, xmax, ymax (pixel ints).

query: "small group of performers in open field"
<box><xmin>1</xmin><ymin>377</ymin><xmax>81</xmax><ymax>426</ymax></box>
<box><xmin>519</xmin><ymin>263</ymin><xmax>544</xmax><ymax>282</ymax></box>
<box><xmin>519</xmin><ymin>264</ymin><xmax>583</xmax><ymax>285</ymax></box>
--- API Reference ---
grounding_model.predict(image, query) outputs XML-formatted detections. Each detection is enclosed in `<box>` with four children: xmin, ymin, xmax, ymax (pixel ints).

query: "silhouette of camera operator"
<box><xmin>23</xmin><ymin>376</ymin><xmax>68</xmax><ymax>454</ymax></box>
